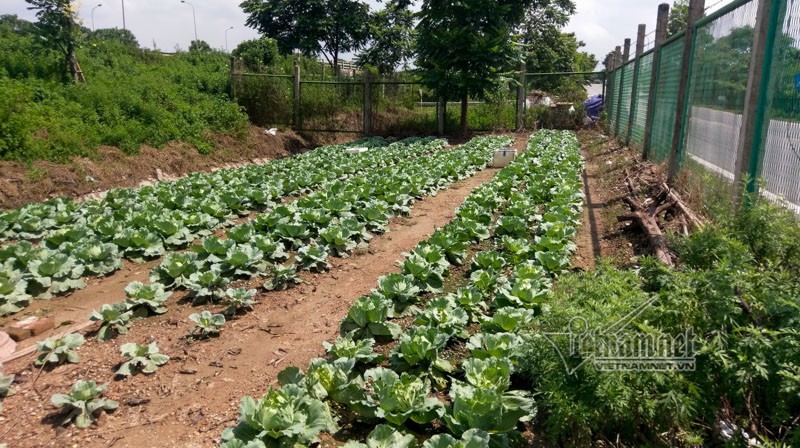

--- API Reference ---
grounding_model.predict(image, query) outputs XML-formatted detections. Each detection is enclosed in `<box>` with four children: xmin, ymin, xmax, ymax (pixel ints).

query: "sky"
<box><xmin>1</xmin><ymin>0</ymin><xmax>725</xmax><ymax>65</ymax></box>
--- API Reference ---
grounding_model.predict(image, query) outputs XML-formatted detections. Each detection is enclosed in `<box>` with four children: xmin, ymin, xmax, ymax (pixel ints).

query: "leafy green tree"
<box><xmin>240</xmin><ymin>0</ymin><xmax>370</xmax><ymax>76</ymax></box>
<box><xmin>90</xmin><ymin>28</ymin><xmax>139</xmax><ymax>48</ymax></box>
<box><xmin>668</xmin><ymin>0</ymin><xmax>688</xmax><ymax>37</ymax></box>
<box><xmin>25</xmin><ymin>0</ymin><xmax>84</xmax><ymax>82</ymax></box>
<box><xmin>356</xmin><ymin>0</ymin><xmax>415</xmax><ymax>74</ymax></box>
<box><xmin>232</xmin><ymin>37</ymin><xmax>279</xmax><ymax>71</ymax></box>
<box><xmin>416</xmin><ymin>0</ymin><xmax>535</xmax><ymax>136</ymax></box>
<box><xmin>189</xmin><ymin>39</ymin><xmax>212</xmax><ymax>53</ymax></box>
<box><xmin>0</xmin><ymin>14</ymin><xmax>36</xmax><ymax>36</ymax></box>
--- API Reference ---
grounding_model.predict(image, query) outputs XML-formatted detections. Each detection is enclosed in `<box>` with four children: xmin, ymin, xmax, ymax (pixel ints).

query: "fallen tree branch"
<box><xmin>619</xmin><ymin>186</ymin><xmax>674</xmax><ymax>267</ymax></box>
<box><xmin>660</xmin><ymin>182</ymin><xmax>704</xmax><ymax>230</ymax></box>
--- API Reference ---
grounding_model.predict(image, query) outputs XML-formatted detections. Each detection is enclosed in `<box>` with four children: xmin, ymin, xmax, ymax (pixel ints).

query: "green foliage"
<box><xmin>240</xmin><ymin>0</ymin><xmax>369</xmax><ymax>72</ymax></box>
<box><xmin>116</xmin><ymin>342</ymin><xmax>169</xmax><ymax>376</ymax></box>
<box><xmin>51</xmin><ymin>380</ymin><xmax>118</xmax><ymax>428</ymax></box>
<box><xmin>124</xmin><ymin>281</ymin><xmax>171</xmax><ymax>316</ymax></box>
<box><xmin>34</xmin><ymin>333</ymin><xmax>84</xmax><ymax>366</ymax></box>
<box><xmin>344</xmin><ymin>424</ymin><xmax>418</xmax><ymax>448</ymax></box>
<box><xmin>0</xmin><ymin>362</ymin><xmax>13</xmax><ymax>412</ymax></box>
<box><xmin>223</xmin><ymin>288</ymin><xmax>257</xmax><ymax>315</ymax></box>
<box><xmin>221</xmin><ymin>384</ymin><xmax>337</xmax><ymax>447</ymax></box>
<box><xmin>89</xmin><ymin>303</ymin><xmax>132</xmax><ymax>340</ymax></box>
<box><xmin>358</xmin><ymin>367</ymin><xmax>445</xmax><ymax>426</ymax></box>
<box><xmin>188</xmin><ymin>310</ymin><xmax>226</xmax><ymax>338</ymax></box>
<box><xmin>340</xmin><ymin>294</ymin><xmax>402</xmax><ymax>340</ymax></box>
<box><xmin>422</xmin><ymin>429</ymin><xmax>490</xmax><ymax>448</ymax></box>
<box><xmin>323</xmin><ymin>333</ymin><xmax>384</xmax><ymax>365</ymax></box>
<box><xmin>356</xmin><ymin>0</ymin><xmax>415</xmax><ymax>74</ymax></box>
<box><xmin>668</xmin><ymin>0</ymin><xmax>688</xmax><ymax>37</ymax></box>
<box><xmin>232</xmin><ymin>37</ymin><xmax>278</xmax><ymax>71</ymax></box>
<box><xmin>0</xmin><ymin>20</ymin><xmax>248</xmax><ymax>162</ymax></box>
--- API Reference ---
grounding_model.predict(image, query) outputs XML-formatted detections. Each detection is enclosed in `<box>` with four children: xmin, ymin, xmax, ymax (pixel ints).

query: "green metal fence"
<box><xmin>604</xmin><ymin>0</ymin><xmax>800</xmax><ymax>213</ymax></box>
<box><xmin>630</xmin><ymin>51</ymin><xmax>654</xmax><ymax>148</ymax></box>
<box><xmin>616</xmin><ymin>61</ymin><xmax>636</xmax><ymax>137</ymax></box>
<box><xmin>683</xmin><ymin>0</ymin><xmax>759</xmax><ymax>178</ymax></box>
<box><xmin>649</xmin><ymin>35</ymin><xmax>684</xmax><ymax>164</ymax></box>
<box><xmin>761</xmin><ymin>0</ymin><xmax>800</xmax><ymax>211</ymax></box>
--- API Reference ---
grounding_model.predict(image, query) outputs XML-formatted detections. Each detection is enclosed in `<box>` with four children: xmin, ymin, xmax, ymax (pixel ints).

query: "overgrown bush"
<box><xmin>518</xmin><ymin>199</ymin><xmax>800</xmax><ymax>447</ymax></box>
<box><xmin>0</xmin><ymin>18</ymin><xmax>248</xmax><ymax>162</ymax></box>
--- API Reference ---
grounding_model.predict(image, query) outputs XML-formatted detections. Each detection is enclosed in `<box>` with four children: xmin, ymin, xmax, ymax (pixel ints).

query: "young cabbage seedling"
<box><xmin>116</xmin><ymin>342</ymin><xmax>170</xmax><ymax>376</ymax></box>
<box><xmin>223</xmin><ymin>288</ymin><xmax>257</xmax><ymax>315</ymax></box>
<box><xmin>89</xmin><ymin>303</ymin><xmax>133</xmax><ymax>341</ymax></box>
<box><xmin>34</xmin><ymin>333</ymin><xmax>85</xmax><ymax>367</ymax></box>
<box><xmin>188</xmin><ymin>310</ymin><xmax>225</xmax><ymax>338</ymax></box>
<box><xmin>51</xmin><ymin>380</ymin><xmax>118</xmax><ymax>428</ymax></box>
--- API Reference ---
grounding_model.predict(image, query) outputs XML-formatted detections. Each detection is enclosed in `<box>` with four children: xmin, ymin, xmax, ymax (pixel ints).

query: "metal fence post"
<box><xmin>516</xmin><ymin>62</ymin><xmax>526</xmax><ymax>130</ymax></box>
<box><xmin>667</xmin><ymin>0</ymin><xmax>705</xmax><ymax>184</ymax></box>
<box><xmin>643</xmin><ymin>3</ymin><xmax>670</xmax><ymax>160</ymax></box>
<box><xmin>609</xmin><ymin>46</ymin><xmax>622</xmax><ymax>134</ymax></box>
<box><xmin>733</xmin><ymin>0</ymin><xmax>786</xmax><ymax>204</ymax></box>
<box><xmin>364</xmin><ymin>72</ymin><xmax>372</xmax><ymax>136</ymax></box>
<box><xmin>626</xmin><ymin>25</ymin><xmax>647</xmax><ymax>145</ymax></box>
<box><xmin>293</xmin><ymin>60</ymin><xmax>301</xmax><ymax>130</ymax></box>
<box><xmin>614</xmin><ymin>39</ymin><xmax>631</xmax><ymax>137</ymax></box>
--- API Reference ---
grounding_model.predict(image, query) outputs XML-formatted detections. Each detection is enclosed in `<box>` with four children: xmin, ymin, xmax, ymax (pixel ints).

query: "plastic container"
<box><xmin>491</xmin><ymin>148</ymin><xmax>517</xmax><ymax>168</ymax></box>
<box><xmin>346</xmin><ymin>147</ymin><xmax>369</xmax><ymax>154</ymax></box>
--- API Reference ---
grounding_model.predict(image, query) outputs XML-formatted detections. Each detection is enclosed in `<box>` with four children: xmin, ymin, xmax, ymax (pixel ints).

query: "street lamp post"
<box><xmin>121</xmin><ymin>0</ymin><xmax>126</xmax><ymax>30</ymax></box>
<box><xmin>91</xmin><ymin>4</ymin><xmax>102</xmax><ymax>31</ymax></box>
<box><xmin>225</xmin><ymin>26</ymin><xmax>234</xmax><ymax>53</ymax></box>
<box><xmin>180</xmin><ymin>0</ymin><xmax>198</xmax><ymax>43</ymax></box>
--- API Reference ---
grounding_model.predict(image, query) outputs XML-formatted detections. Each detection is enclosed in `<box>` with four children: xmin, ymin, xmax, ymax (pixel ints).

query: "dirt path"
<box><xmin>571</xmin><ymin>130</ymin><xmax>655</xmax><ymax>269</ymax></box>
<box><xmin>0</xmin><ymin>168</ymin><xmax>500</xmax><ymax>448</ymax></box>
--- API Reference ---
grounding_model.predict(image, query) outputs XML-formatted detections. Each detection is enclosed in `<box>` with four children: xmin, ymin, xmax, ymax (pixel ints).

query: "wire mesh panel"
<box><xmin>300</xmin><ymin>81</ymin><xmax>364</xmax><ymax>133</ymax></box>
<box><xmin>609</xmin><ymin>69</ymin><xmax>623</xmax><ymax>133</ymax></box>
<box><xmin>616</xmin><ymin>61</ymin><xmax>635</xmax><ymax>137</ymax></box>
<box><xmin>371</xmin><ymin>82</ymin><xmax>437</xmax><ymax>136</ymax></box>
<box><xmin>630</xmin><ymin>52</ymin><xmax>654</xmax><ymax>149</ymax></box>
<box><xmin>683</xmin><ymin>1</ymin><xmax>759</xmax><ymax>177</ymax></box>
<box><xmin>761</xmin><ymin>0</ymin><xmax>800</xmax><ymax>211</ymax></box>
<box><xmin>233</xmin><ymin>75</ymin><xmax>294</xmax><ymax>127</ymax></box>
<box><xmin>649</xmin><ymin>36</ymin><xmax>685</xmax><ymax>163</ymax></box>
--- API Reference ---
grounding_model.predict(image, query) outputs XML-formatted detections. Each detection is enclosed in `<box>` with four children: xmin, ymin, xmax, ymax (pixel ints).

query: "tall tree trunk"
<box><xmin>460</xmin><ymin>94</ymin><xmax>468</xmax><ymax>137</ymax></box>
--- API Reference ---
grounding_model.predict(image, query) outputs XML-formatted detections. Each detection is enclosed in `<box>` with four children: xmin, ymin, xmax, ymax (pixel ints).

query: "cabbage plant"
<box><xmin>89</xmin><ymin>303</ymin><xmax>133</xmax><ymax>340</ymax></box>
<box><xmin>51</xmin><ymin>380</ymin><xmax>118</xmax><ymax>428</ymax></box>
<box><xmin>35</xmin><ymin>333</ymin><xmax>85</xmax><ymax>366</ymax></box>
<box><xmin>116</xmin><ymin>342</ymin><xmax>169</xmax><ymax>376</ymax></box>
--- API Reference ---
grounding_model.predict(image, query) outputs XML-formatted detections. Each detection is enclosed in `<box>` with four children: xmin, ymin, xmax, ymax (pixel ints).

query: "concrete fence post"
<box><xmin>643</xmin><ymin>3</ymin><xmax>670</xmax><ymax>160</ymax></box>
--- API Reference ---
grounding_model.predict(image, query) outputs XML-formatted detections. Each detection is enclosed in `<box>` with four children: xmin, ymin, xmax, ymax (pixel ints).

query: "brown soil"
<box><xmin>0</xmin><ymin>127</ymin><xmax>320</xmax><ymax>210</ymax></box>
<box><xmin>0</xmin><ymin>168</ymin><xmax>500</xmax><ymax>448</ymax></box>
<box><xmin>572</xmin><ymin>129</ymin><xmax>653</xmax><ymax>269</ymax></box>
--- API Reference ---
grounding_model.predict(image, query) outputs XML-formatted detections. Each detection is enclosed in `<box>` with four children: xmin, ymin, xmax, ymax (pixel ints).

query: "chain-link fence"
<box><xmin>605</xmin><ymin>0</ymin><xmax>800</xmax><ymax>213</ymax></box>
<box><xmin>231</xmin><ymin>61</ymin><xmax>603</xmax><ymax>136</ymax></box>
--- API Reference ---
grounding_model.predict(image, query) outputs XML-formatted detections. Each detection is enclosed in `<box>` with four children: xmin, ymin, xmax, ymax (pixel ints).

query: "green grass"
<box><xmin>0</xmin><ymin>21</ymin><xmax>248</xmax><ymax>163</ymax></box>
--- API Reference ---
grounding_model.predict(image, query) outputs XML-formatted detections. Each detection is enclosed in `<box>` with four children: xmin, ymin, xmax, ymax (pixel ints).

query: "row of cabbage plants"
<box><xmin>218</xmin><ymin>130</ymin><xmax>584</xmax><ymax>447</ymax></box>
<box><xmin>103</xmin><ymin>136</ymin><xmax>511</xmax><ymax>330</ymax></box>
<box><xmin>2</xmin><ymin>135</ymin><xmax>514</xmax><ymax>431</ymax></box>
<box><xmin>0</xmin><ymin>138</ymin><xmax>446</xmax><ymax>315</ymax></box>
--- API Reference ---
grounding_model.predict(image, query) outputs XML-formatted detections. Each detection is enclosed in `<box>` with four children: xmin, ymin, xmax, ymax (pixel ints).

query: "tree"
<box><xmin>668</xmin><ymin>0</ymin><xmax>688</xmax><ymax>37</ymax></box>
<box><xmin>189</xmin><ymin>40</ymin><xmax>211</xmax><ymax>53</ymax></box>
<box><xmin>0</xmin><ymin>14</ymin><xmax>36</xmax><ymax>36</ymax></box>
<box><xmin>25</xmin><ymin>0</ymin><xmax>84</xmax><ymax>82</ymax></box>
<box><xmin>240</xmin><ymin>0</ymin><xmax>370</xmax><ymax>76</ymax></box>
<box><xmin>416</xmin><ymin>0</ymin><xmax>535</xmax><ymax>136</ymax></box>
<box><xmin>356</xmin><ymin>0</ymin><xmax>415</xmax><ymax>74</ymax></box>
<box><xmin>232</xmin><ymin>37</ymin><xmax>279</xmax><ymax>72</ymax></box>
<box><xmin>90</xmin><ymin>28</ymin><xmax>139</xmax><ymax>48</ymax></box>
